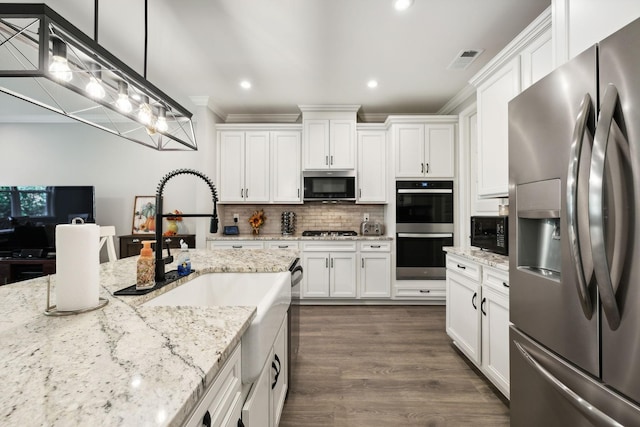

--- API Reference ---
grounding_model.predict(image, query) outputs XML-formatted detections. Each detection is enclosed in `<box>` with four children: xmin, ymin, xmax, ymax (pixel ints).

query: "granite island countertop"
<box><xmin>208</xmin><ymin>233</ymin><xmax>393</xmax><ymax>241</ymax></box>
<box><xmin>443</xmin><ymin>246</ymin><xmax>509</xmax><ymax>271</ymax></box>
<box><xmin>0</xmin><ymin>248</ymin><xmax>298</xmax><ymax>426</ymax></box>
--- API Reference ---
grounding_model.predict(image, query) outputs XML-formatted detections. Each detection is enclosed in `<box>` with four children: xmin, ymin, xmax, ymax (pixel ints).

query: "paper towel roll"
<box><xmin>55</xmin><ymin>221</ymin><xmax>100</xmax><ymax>311</ymax></box>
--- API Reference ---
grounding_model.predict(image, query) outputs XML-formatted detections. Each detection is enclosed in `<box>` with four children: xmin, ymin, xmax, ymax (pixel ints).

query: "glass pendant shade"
<box><xmin>156</xmin><ymin>106</ymin><xmax>168</xmax><ymax>132</ymax></box>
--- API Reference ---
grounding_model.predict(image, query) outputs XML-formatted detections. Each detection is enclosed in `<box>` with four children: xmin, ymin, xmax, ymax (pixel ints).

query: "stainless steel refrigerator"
<box><xmin>509</xmin><ymin>17</ymin><xmax>640</xmax><ymax>426</ymax></box>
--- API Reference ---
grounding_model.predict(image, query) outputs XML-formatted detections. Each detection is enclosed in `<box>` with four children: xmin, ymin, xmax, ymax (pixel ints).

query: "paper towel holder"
<box><xmin>44</xmin><ymin>275</ymin><xmax>109</xmax><ymax>316</ymax></box>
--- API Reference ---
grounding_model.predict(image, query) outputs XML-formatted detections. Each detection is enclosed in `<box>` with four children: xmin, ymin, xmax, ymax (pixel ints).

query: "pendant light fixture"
<box><xmin>0</xmin><ymin>3</ymin><xmax>197</xmax><ymax>150</ymax></box>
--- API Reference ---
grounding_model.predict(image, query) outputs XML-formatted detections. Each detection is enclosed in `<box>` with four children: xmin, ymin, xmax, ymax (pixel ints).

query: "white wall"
<box><xmin>1</xmin><ymin>109</ymin><xmax>217</xmax><ymax>252</ymax></box>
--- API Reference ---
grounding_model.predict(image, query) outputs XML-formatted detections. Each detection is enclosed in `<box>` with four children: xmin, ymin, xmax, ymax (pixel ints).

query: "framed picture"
<box><xmin>132</xmin><ymin>196</ymin><xmax>156</xmax><ymax>234</ymax></box>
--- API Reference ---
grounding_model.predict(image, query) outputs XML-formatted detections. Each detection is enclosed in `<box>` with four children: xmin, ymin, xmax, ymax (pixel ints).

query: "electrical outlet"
<box><xmin>363</xmin><ymin>213</ymin><xmax>370</xmax><ymax>222</ymax></box>
<box><xmin>233</xmin><ymin>214</ymin><xmax>239</xmax><ymax>223</ymax></box>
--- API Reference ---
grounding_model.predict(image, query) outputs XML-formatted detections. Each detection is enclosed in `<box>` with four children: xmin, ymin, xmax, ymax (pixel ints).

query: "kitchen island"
<box><xmin>0</xmin><ymin>248</ymin><xmax>298</xmax><ymax>426</ymax></box>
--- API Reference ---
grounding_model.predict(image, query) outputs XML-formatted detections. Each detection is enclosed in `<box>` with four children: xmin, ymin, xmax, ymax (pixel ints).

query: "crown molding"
<box><xmin>357</xmin><ymin>112</ymin><xmax>389</xmax><ymax>123</ymax></box>
<box><xmin>437</xmin><ymin>84</ymin><xmax>476</xmax><ymax>115</ymax></box>
<box><xmin>224</xmin><ymin>113</ymin><xmax>301</xmax><ymax>123</ymax></box>
<box><xmin>469</xmin><ymin>6</ymin><xmax>552</xmax><ymax>87</ymax></box>
<box><xmin>215</xmin><ymin>123</ymin><xmax>302</xmax><ymax>131</ymax></box>
<box><xmin>298</xmin><ymin>104</ymin><xmax>361</xmax><ymax>113</ymax></box>
<box><xmin>384</xmin><ymin>114</ymin><xmax>458</xmax><ymax>127</ymax></box>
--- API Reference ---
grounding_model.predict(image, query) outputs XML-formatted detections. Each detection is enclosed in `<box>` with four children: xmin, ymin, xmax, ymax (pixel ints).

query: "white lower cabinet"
<box><xmin>184</xmin><ymin>344</ymin><xmax>243</xmax><ymax>427</ymax></box>
<box><xmin>301</xmin><ymin>242</ymin><xmax>357</xmax><ymax>298</ymax></box>
<box><xmin>242</xmin><ymin>315</ymin><xmax>288</xmax><ymax>427</ymax></box>
<box><xmin>208</xmin><ymin>240</ymin><xmax>265</xmax><ymax>250</ymax></box>
<box><xmin>445</xmin><ymin>253</ymin><xmax>510</xmax><ymax>398</ymax></box>
<box><xmin>359</xmin><ymin>242</ymin><xmax>391</xmax><ymax>298</ymax></box>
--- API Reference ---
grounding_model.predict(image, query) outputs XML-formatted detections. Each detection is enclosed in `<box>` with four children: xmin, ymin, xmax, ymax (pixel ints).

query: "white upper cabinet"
<box><xmin>271</xmin><ymin>131</ymin><xmax>302</xmax><ymax>203</ymax></box>
<box><xmin>300</xmin><ymin>105</ymin><xmax>359</xmax><ymax>171</ymax></box>
<box><xmin>470</xmin><ymin>7</ymin><xmax>551</xmax><ymax>199</ymax></box>
<box><xmin>357</xmin><ymin>127</ymin><xmax>387</xmax><ymax>203</ymax></box>
<box><xmin>389</xmin><ymin>116</ymin><xmax>456</xmax><ymax>179</ymax></box>
<box><xmin>217</xmin><ymin>125</ymin><xmax>301</xmax><ymax>204</ymax></box>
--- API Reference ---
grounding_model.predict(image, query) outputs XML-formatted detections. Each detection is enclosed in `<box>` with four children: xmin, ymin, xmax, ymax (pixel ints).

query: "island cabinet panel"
<box><xmin>184</xmin><ymin>344</ymin><xmax>242</xmax><ymax>427</ymax></box>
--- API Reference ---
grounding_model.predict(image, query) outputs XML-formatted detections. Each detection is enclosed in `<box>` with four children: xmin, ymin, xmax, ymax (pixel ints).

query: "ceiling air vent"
<box><xmin>447</xmin><ymin>49</ymin><xmax>485</xmax><ymax>70</ymax></box>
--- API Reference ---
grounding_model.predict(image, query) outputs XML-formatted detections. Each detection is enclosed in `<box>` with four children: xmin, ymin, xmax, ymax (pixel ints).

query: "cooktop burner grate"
<box><xmin>301</xmin><ymin>230</ymin><xmax>358</xmax><ymax>237</ymax></box>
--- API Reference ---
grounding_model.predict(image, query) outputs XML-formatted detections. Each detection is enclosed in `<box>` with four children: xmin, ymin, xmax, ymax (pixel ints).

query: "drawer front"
<box><xmin>358</xmin><ymin>241</ymin><xmax>391</xmax><ymax>252</ymax></box>
<box><xmin>302</xmin><ymin>241</ymin><xmax>357</xmax><ymax>252</ymax></box>
<box><xmin>394</xmin><ymin>284</ymin><xmax>446</xmax><ymax>300</ymax></box>
<box><xmin>266</xmin><ymin>241</ymin><xmax>300</xmax><ymax>249</ymax></box>
<box><xmin>482</xmin><ymin>266</ymin><xmax>510</xmax><ymax>296</ymax></box>
<box><xmin>446</xmin><ymin>254</ymin><xmax>481</xmax><ymax>282</ymax></box>
<box><xmin>209</xmin><ymin>241</ymin><xmax>265</xmax><ymax>250</ymax></box>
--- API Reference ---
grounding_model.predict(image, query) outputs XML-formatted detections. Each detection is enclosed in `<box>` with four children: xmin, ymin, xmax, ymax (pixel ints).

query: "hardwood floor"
<box><xmin>280</xmin><ymin>305</ymin><xmax>509</xmax><ymax>427</ymax></box>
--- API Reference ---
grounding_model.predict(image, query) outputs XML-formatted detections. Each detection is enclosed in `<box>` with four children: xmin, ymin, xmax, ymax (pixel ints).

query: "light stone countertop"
<box><xmin>443</xmin><ymin>246</ymin><xmax>509</xmax><ymax>271</ymax></box>
<box><xmin>208</xmin><ymin>233</ymin><xmax>393</xmax><ymax>241</ymax></box>
<box><xmin>0</xmin><ymin>248</ymin><xmax>298</xmax><ymax>427</ymax></box>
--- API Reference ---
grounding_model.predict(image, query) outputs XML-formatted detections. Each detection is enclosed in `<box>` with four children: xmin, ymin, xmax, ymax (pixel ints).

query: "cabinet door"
<box><xmin>360</xmin><ymin>253</ymin><xmax>391</xmax><ymax>298</ymax></box>
<box><xmin>329</xmin><ymin>253</ymin><xmax>357</xmax><ymax>298</ymax></box>
<box><xmin>425</xmin><ymin>124</ymin><xmax>455</xmax><ymax>178</ymax></box>
<box><xmin>272</xmin><ymin>131</ymin><xmax>302</xmax><ymax>203</ymax></box>
<box><xmin>520</xmin><ymin>28</ymin><xmax>553</xmax><ymax>90</ymax></box>
<box><xmin>394</xmin><ymin>124</ymin><xmax>425</xmax><ymax>177</ymax></box>
<box><xmin>329</xmin><ymin>119</ymin><xmax>355</xmax><ymax>169</ymax></box>
<box><xmin>302</xmin><ymin>252</ymin><xmax>330</xmax><ymax>297</ymax></box>
<box><xmin>477</xmin><ymin>57</ymin><xmax>521</xmax><ymax>197</ymax></box>
<box><xmin>303</xmin><ymin>119</ymin><xmax>330</xmax><ymax>170</ymax></box>
<box><xmin>271</xmin><ymin>316</ymin><xmax>288</xmax><ymax>427</ymax></box>
<box><xmin>446</xmin><ymin>271</ymin><xmax>481</xmax><ymax>365</ymax></box>
<box><xmin>241</xmin><ymin>355</ymin><xmax>270</xmax><ymax>427</ymax></box>
<box><xmin>218</xmin><ymin>131</ymin><xmax>245</xmax><ymax>202</ymax></box>
<box><xmin>481</xmin><ymin>285</ymin><xmax>510</xmax><ymax>398</ymax></box>
<box><xmin>357</xmin><ymin>130</ymin><xmax>387</xmax><ymax>203</ymax></box>
<box><xmin>244</xmin><ymin>131</ymin><xmax>270</xmax><ymax>202</ymax></box>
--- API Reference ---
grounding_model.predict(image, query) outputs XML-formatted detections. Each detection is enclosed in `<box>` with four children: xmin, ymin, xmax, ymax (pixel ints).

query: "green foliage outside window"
<box><xmin>0</xmin><ymin>186</ymin><xmax>49</xmax><ymax>218</ymax></box>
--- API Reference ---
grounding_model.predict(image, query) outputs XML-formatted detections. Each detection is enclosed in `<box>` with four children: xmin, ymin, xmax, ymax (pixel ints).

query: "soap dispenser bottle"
<box><xmin>177</xmin><ymin>239</ymin><xmax>191</xmax><ymax>276</ymax></box>
<box><xmin>136</xmin><ymin>240</ymin><xmax>155</xmax><ymax>290</ymax></box>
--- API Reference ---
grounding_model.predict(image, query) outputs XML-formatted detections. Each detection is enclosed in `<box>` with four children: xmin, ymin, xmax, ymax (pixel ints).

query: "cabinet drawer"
<box><xmin>482</xmin><ymin>266</ymin><xmax>510</xmax><ymax>296</ymax></box>
<box><xmin>446</xmin><ymin>254</ymin><xmax>482</xmax><ymax>282</ymax></box>
<box><xmin>394</xmin><ymin>284</ymin><xmax>446</xmax><ymax>300</ymax></box>
<box><xmin>209</xmin><ymin>241</ymin><xmax>264</xmax><ymax>250</ymax></box>
<box><xmin>302</xmin><ymin>241</ymin><xmax>357</xmax><ymax>252</ymax></box>
<box><xmin>266</xmin><ymin>241</ymin><xmax>300</xmax><ymax>249</ymax></box>
<box><xmin>184</xmin><ymin>344</ymin><xmax>242</xmax><ymax>427</ymax></box>
<box><xmin>358</xmin><ymin>241</ymin><xmax>391</xmax><ymax>252</ymax></box>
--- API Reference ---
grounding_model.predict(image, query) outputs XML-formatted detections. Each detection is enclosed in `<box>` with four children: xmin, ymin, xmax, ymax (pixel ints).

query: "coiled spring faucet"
<box><xmin>154</xmin><ymin>169</ymin><xmax>218</xmax><ymax>283</ymax></box>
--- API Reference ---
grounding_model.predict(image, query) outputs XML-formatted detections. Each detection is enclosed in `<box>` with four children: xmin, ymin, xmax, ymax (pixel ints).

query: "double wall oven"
<box><xmin>396</xmin><ymin>180</ymin><xmax>454</xmax><ymax>280</ymax></box>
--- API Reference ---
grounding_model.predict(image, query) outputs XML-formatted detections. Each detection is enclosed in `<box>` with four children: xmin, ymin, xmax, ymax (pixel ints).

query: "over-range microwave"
<box><xmin>470</xmin><ymin>216</ymin><xmax>509</xmax><ymax>255</ymax></box>
<box><xmin>303</xmin><ymin>173</ymin><xmax>356</xmax><ymax>201</ymax></box>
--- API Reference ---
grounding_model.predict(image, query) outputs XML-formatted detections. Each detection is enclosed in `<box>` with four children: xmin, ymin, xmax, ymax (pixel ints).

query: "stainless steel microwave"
<box><xmin>470</xmin><ymin>216</ymin><xmax>509</xmax><ymax>255</ymax></box>
<box><xmin>303</xmin><ymin>173</ymin><xmax>356</xmax><ymax>201</ymax></box>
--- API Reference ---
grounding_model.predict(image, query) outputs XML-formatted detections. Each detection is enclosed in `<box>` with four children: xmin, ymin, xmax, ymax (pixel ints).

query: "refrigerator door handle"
<box><xmin>589</xmin><ymin>84</ymin><xmax>623</xmax><ymax>330</ymax></box>
<box><xmin>514</xmin><ymin>341</ymin><xmax>624</xmax><ymax>427</ymax></box>
<box><xmin>566</xmin><ymin>93</ymin><xmax>594</xmax><ymax>319</ymax></box>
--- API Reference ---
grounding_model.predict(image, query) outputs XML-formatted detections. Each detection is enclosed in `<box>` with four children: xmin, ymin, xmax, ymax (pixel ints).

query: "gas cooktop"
<box><xmin>301</xmin><ymin>230</ymin><xmax>358</xmax><ymax>237</ymax></box>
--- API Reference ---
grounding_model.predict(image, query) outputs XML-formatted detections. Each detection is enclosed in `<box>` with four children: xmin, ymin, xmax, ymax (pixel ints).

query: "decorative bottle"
<box><xmin>177</xmin><ymin>239</ymin><xmax>191</xmax><ymax>276</ymax></box>
<box><xmin>136</xmin><ymin>240</ymin><xmax>155</xmax><ymax>290</ymax></box>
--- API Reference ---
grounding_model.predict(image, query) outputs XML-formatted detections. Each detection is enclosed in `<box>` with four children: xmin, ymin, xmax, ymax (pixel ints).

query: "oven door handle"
<box><xmin>397</xmin><ymin>189</ymin><xmax>453</xmax><ymax>194</ymax></box>
<box><xmin>397</xmin><ymin>233</ymin><xmax>454</xmax><ymax>239</ymax></box>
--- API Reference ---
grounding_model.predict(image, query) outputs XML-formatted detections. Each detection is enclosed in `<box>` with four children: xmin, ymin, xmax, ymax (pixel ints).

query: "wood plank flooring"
<box><xmin>280</xmin><ymin>305</ymin><xmax>509</xmax><ymax>427</ymax></box>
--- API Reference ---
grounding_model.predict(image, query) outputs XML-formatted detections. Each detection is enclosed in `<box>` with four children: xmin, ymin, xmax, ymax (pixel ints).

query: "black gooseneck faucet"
<box><xmin>154</xmin><ymin>169</ymin><xmax>219</xmax><ymax>283</ymax></box>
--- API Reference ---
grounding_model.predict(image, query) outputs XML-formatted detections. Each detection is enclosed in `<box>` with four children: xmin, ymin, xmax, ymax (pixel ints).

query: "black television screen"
<box><xmin>0</xmin><ymin>186</ymin><xmax>95</xmax><ymax>256</ymax></box>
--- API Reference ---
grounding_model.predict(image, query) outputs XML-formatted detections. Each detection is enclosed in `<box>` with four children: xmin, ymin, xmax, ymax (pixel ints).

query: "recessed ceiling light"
<box><xmin>367</xmin><ymin>80</ymin><xmax>379</xmax><ymax>89</ymax></box>
<box><xmin>394</xmin><ymin>0</ymin><xmax>414</xmax><ymax>11</ymax></box>
<box><xmin>240</xmin><ymin>80</ymin><xmax>252</xmax><ymax>89</ymax></box>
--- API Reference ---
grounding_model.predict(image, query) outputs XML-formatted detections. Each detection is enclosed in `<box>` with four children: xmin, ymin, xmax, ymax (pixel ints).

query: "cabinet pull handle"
<box><xmin>298</xmin><ymin>188</ymin><xmax>300</xmax><ymax>198</ymax></box>
<box><xmin>232</xmin><ymin>245</ymin><xmax>242</xmax><ymax>249</ymax></box>
<box><xmin>326</xmin><ymin>258</ymin><xmax>329</xmax><ymax>268</ymax></box>
<box><xmin>472</xmin><ymin>292</ymin><xmax>477</xmax><ymax>309</ymax></box>
<box><xmin>245</xmin><ymin>188</ymin><xmax>248</xmax><ymax>198</ymax></box>
<box><xmin>426</xmin><ymin>163</ymin><xmax>430</xmax><ymax>173</ymax></box>
<box><xmin>240</xmin><ymin>188</ymin><xmax>243</xmax><ymax>198</ymax></box>
<box><xmin>331</xmin><ymin>258</ymin><xmax>334</xmax><ymax>268</ymax></box>
<box><xmin>421</xmin><ymin>162</ymin><xmax>424</xmax><ymax>173</ymax></box>
<box><xmin>330</xmin><ymin>155</ymin><xmax>334</xmax><ymax>165</ymax></box>
<box><xmin>202</xmin><ymin>411</ymin><xmax>212</xmax><ymax>427</ymax></box>
<box><xmin>503</xmin><ymin>282</ymin><xmax>509</xmax><ymax>288</ymax></box>
<box><xmin>272</xmin><ymin>354</ymin><xmax>281</xmax><ymax>389</ymax></box>
<box><xmin>481</xmin><ymin>297</ymin><xmax>487</xmax><ymax>316</ymax></box>
<box><xmin>278</xmin><ymin>245</ymin><xmax>288</xmax><ymax>249</ymax></box>
<box><xmin>238</xmin><ymin>419</ymin><xmax>245</xmax><ymax>427</ymax></box>
<box><xmin>457</xmin><ymin>264</ymin><xmax>466</xmax><ymax>270</ymax></box>
<box><xmin>362</xmin><ymin>258</ymin><xmax>364</xmax><ymax>268</ymax></box>
<box><xmin>419</xmin><ymin>289</ymin><xmax>431</xmax><ymax>293</ymax></box>
<box><xmin>326</xmin><ymin>155</ymin><xmax>329</xmax><ymax>165</ymax></box>
<box><xmin>371</xmin><ymin>245</ymin><xmax>381</xmax><ymax>248</ymax></box>
<box><xmin>359</xmin><ymin>188</ymin><xmax>362</xmax><ymax>198</ymax></box>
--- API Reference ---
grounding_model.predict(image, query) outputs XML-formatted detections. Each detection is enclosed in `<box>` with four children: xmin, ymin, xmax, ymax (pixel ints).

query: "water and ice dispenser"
<box><xmin>517</xmin><ymin>179</ymin><xmax>562</xmax><ymax>281</ymax></box>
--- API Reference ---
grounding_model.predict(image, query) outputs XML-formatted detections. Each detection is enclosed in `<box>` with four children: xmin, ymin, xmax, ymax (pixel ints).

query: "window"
<box><xmin>0</xmin><ymin>186</ymin><xmax>52</xmax><ymax>218</ymax></box>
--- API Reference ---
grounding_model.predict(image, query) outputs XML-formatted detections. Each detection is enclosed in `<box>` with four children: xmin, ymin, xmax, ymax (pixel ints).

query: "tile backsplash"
<box><xmin>219</xmin><ymin>203</ymin><xmax>385</xmax><ymax>235</ymax></box>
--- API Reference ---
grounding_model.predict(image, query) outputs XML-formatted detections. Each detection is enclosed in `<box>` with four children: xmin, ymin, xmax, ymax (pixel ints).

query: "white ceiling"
<box><xmin>1</xmin><ymin>0</ymin><xmax>552</xmax><ymax>121</ymax></box>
